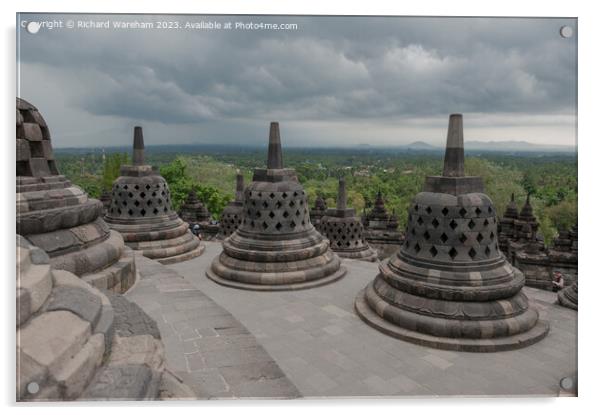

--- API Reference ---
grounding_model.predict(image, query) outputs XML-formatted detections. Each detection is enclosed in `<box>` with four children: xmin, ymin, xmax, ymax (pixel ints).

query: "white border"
<box><xmin>3</xmin><ymin>1</ymin><xmax>600</xmax><ymax>414</ymax></box>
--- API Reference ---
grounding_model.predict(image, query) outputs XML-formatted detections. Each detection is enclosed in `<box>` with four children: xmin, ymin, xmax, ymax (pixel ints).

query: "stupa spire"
<box><xmin>267</xmin><ymin>122</ymin><xmax>283</xmax><ymax>169</ymax></box>
<box><xmin>132</xmin><ymin>126</ymin><xmax>145</xmax><ymax>166</ymax></box>
<box><xmin>235</xmin><ymin>173</ymin><xmax>244</xmax><ymax>202</ymax></box>
<box><xmin>442</xmin><ymin>114</ymin><xmax>464</xmax><ymax>177</ymax></box>
<box><xmin>337</xmin><ymin>178</ymin><xmax>347</xmax><ymax>210</ymax></box>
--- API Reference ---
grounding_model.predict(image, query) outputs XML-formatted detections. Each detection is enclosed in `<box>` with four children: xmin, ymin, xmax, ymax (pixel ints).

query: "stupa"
<box><xmin>207</xmin><ymin>122</ymin><xmax>346</xmax><ymax>290</ymax></box>
<box><xmin>218</xmin><ymin>173</ymin><xmax>245</xmax><ymax>239</ymax></box>
<box><xmin>558</xmin><ymin>282</ymin><xmax>578</xmax><ymax>310</ymax></box>
<box><xmin>319</xmin><ymin>179</ymin><xmax>378</xmax><ymax>262</ymax></box>
<box><xmin>355</xmin><ymin>114</ymin><xmax>549</xmax><ymax>352</ymax></box>
<box><xmin>309</xmin><ymin>196</ymin><xmax>327</xmax><ymax>228</ymax></box>
<box><xmin>16</xmin><ymin>98</ymin><xmax>135</xmax><ymax>293</ymax></box>
<box><xmin>179</xmin><ymin>190</ymin><xmax>211</xmax><ymax>225</ymax></box>
<box><xmin>498</xmin><ymin>193</ymin><xmax>519</xmax><ymax>257</ymax></box>
<box><xmin>362</xmin><ymin>191</ymin><xmax>404</xmax><ymax>259</ymax></box>
<box><xmin>104</xmin><ymin>126</ymin><xmax>204</xmax><ymax>264</ymax></box>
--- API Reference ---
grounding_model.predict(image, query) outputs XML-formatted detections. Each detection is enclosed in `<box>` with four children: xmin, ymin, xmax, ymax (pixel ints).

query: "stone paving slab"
<box><xmin>125</xmin><ymin>253</ymin><xmax>300</xmax><ymax>399</ymax></box>
<box><xmin>169</xmin><ymin>241</ymin><xmax>577</xmax><ymax>398</ymax></box>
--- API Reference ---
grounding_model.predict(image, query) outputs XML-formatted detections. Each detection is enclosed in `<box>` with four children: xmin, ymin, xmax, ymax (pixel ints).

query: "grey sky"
<box><xmin>17</xmin><ymin>14</ymin><xmax>577</xmax><ymax>148</ymax></box>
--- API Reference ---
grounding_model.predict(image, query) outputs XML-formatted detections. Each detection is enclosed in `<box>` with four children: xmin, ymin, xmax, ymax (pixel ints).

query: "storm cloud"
<box><xmin>17</xmin><ymin>14</ymin><xmax>577</xmax><ymax>147</ymax></box>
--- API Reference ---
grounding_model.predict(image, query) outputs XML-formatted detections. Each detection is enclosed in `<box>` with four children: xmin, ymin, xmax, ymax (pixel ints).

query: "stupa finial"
<box><xmin>132</xmin><ymin>126</ymin><xmax>145</xmax><ymax>166</ymax></box>
<box><xmin>511</xmin><ymin>192</ymin><xmax>515</xmax><ymax>202</ymax></box>
<box><xmin>442</xmin><ymin>114</ymin><xmax>464</xmax><ymax>177</ymax></box>
<box><xmin>235</xmin><ymin>173</ymin><xmax>244</xmax><ymax>202</ymax></box>
<box><xmin>267</xmin><ymin>122</ymin><xmax>283</xmax><ymax>169</ymax></box>
<box><xmin>337</xmin><ymin>178</ymin><xmax>347</xmax><ymax>210</ymax></box>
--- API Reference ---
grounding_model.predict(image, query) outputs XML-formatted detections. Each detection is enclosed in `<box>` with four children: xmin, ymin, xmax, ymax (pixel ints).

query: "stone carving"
<box><xmin>16</xmin><ymin>236</ymin><xmax>166</xmax><ymax>401</ymax></box>
<box><xmin>319</xmin><ymin>179</ymin><xmax>378</xmax><ymax>262</ymax></box>
<box><xmin>218</xmin><ymin>173</ymin><xmax>245</xmax><ymax>239</ymax></box>
<box><xmin>362</xmin><ymin>191</ymin><xmax>404</xmax><ymax>259</ymax></box>
<box><xmin>104</xmin><ymin>126</ymin><xmax>204</xmax><ymax>264</ymax></box>
<box><xmin>16</xmin><ymin>98</ymin><xmax>135</xmax><ymax>293</ymax></box>
<box><xmin>355</xmin><ymin>114</ymin><xmax>549</xmax><ymax>352</ymax></box>
<box><xmin>178</xmin><ymin>190</ymin><xmax>219</xmax><ymax>240</ymax></box>
<box><xmin>558</xmin><ymin>281</ymin><xmax>578</xmax><ymax>310</ymax></box>
<box><xmin>207</xmin><ymin>122</ymin><xmax>346</xmax><ymax>290</ymax></box>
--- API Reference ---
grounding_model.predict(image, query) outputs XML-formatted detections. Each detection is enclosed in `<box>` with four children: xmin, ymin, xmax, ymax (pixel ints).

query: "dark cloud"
<box><xmin>17</xmin><ymin>14</ymin><xmax>577</xmax><ymax>147</ymax></box>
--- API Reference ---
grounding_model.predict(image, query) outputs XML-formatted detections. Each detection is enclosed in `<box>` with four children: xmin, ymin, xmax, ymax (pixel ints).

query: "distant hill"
<box><xmin>465</xmin><ymin>140</ymin><xmax>575</xmax><ymax>152</ymax></box>
<box><xmin>406</xmin><ymin>141</ymin><xmax>436</xmax><ymax>150</ymax></box>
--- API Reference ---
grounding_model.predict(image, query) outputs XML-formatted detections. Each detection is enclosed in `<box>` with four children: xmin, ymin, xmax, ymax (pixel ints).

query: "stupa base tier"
<box><xmin>206</xmin><ymin>265</ymin><xmax>346</xmax><ymax>291</ymax></box>
<box><xmin>82</xmin><ymin>247</ymin><xmax>137</xmax><ymax>293</ymax></box>
<box><xmin>155</xmin><ymin>244</ymin><xmax>205</xmax><ymax>265</ymax></box>
<box><xmin>355</xmin><ymin>286</ymin><xmax>549</xmax><ymax>352</ymax></box>
<box><xmin>336</xmin><ymin>248</ymin><xmax>379</xmax><ymax>262</ymax></box>
<box><xmin>557</xmin><ymin>285</ymin><xmax>578</xmax><ymax>310</ymax></box>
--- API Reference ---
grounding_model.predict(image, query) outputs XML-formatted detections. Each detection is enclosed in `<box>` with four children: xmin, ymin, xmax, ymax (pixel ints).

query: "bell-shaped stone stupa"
<box><xmin>355</xmin><ymin>114</ymin><xmax>549</xmax><ymax>352</ymax></box>
<box><xmin>16</xmin><ymin>98</ymin><xmax>135</xmax><ymax>292</ymax></box>
<box><xmin>319</xmin><ymin>179</ymin><xmax>378</xmax><ymax>262</ymax></box>
<box><xmin>104</xmin><ymin>127</ymin><xmax>204</xmax><ymax>264</ymax></box>
<box><xmin>207</xmin><ymin>122</ymin><xmax>346</xmax><ymax>290</ymax></box>
<box><xmin>309</xmin><ymin>196</ymin><xmax>327</xmax><ymax>229</ymax></box>
<box><xmin>179</xmin><ymin>190</ymin><xmax>211</xmax><ymax>225</ymax></box>
<box><xmin>218</xmin><ymin>173</ymin><xmax>245</xmax><ymax>239</ymax></box>
<box><xmin>362</xmin><ymin>191</ymin><xmax>404</xmax><ymax>259</ymax></box>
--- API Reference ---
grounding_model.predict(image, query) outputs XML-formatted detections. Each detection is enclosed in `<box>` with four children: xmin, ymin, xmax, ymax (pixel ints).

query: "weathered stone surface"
<box><xmin>16</xmin><ymin>98</ymin><xmax>135</xmax><ymax>293</ymax></box>
<box><xmin>218</xmin><ymin>173</ymin><xmax>245</xmax><ymax>239</ymax></box>
<box><xmin>105</xmin><ymin>289</ymin><xmax>161</xmax><ymax>339</ymax></box>
<box><xmin>46</xmin><ymin>286</ymin><xmax>102</xmax><ymax>327</ymax></box>
<box><xmin>104</xmin><ymin>126</ymin><xmax>203</xmax><ymax>264</ymax></box>
<box><xmin>80</xmin><ymin>364</ymin><xmax>154</xmax><ymax>400</ymax></box>
<box><xmin>208</xmin><ymin>122</ymin><xmax>346</xmax><ymax>291</ymax></box>
<box><xmin>362</xmin><ymin>191</ymin><xmax>404</xmax><ymax>259</ymax></box>
<box><xmin>355</xmin><ymin>114</ymin><xmax>548</xmax><ymax>352</ymax></box>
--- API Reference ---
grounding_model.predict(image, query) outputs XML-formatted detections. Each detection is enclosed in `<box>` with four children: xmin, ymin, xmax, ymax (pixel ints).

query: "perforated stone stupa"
<box><xmin>319</xmin><ymin>179</ymin><xmax>378</xmax><ymax>262</ymax></box>
<box><xmin>207</xmin><ymin>122</ymin><xmax>346</xmax><ymax>290</ymax></box>
<box><xmin>362</xmin><ymin>191</ymin><xmax>404</xmax><ymax>259</ymax></box>
<box><xmin>355</xmin><ymin>114</ymin><xmax>549</xmax><ymax>352</ymax></box>
<box><xmin>16</xmin><ymin>98</ymin><xmax>135</xmax><ymax>293</ymax></box>
<box><xmin>179</xmin><ymin>190</ymin><xmax>211</xmax><ymax>225</ymax></box>
<box><xmin>218</xmin><ymin>173</ymin><xmax>245</xmax><ymax>239</ymax></box>
<box><xmin>104</xmin><ymin>126</ymin><xmax>204</xmax><ymax>264</ymax></box>
<box><xmin>309</xmin><ymin>196</ymin><xmax>327</xmax><ymax>229</ymax></box>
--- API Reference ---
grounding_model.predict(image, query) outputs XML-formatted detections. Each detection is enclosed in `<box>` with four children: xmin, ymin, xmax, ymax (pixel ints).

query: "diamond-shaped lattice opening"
<box><xmin>276</xmin><ymin>201</ymin><xmax>282</xmax><ymax>209</ymax></box>
<box><xmin>275</xmin><ymin>222</ymin><xmax>282</xmax><ymax>231</ymax></box>
<box><xmin>432</xmin><ymin>218</ymin><xmax>440</xmax><ymax>228</ymax></box>
<box><xmin>476</xmin><ymin>233</ymin><xmax>484</xmax><ymax>243</ymax></box>
<box><xmin>128</xmin><ymin>209</ymin><xmax>133</xmax><ymax>216</ymax></box>
<box><xmin>468</xmin><ymin>219</ymin><xmax>476</xmax><ymax>229</ymax></box>
<box><xmin>459</xmin><ymin>233</ymin><xmax>467</xmax><ymax>243</ymax></box>
<box><xmin>414</xmin><ymin>243</ymin><xmax>421</xmax><ymax>253</ymax></box>
<box><xmin>140</xmin><ymin>192</ymin><xmax>146</xmax><ymax>199</ymax></box>
<box><xmin>255</xmin><ymin>211</ymin><xmax>261</xmax><ymax>218</ymax></box>
<box><xmin>449</xmin><ymin>219</ymin><xmax>458</xmax><ymax>230</ymax></box>
<box><xmin>483</xmin><ymin>219</ymin><xmax>489</xmax><ymax>227</ymax></box>
<box><xmin>426</xmin><ymin>206</ymin><xmax>432</xmax><ymax>214</ymax></box>
<box><xmin>122</xmin><ymin>201</ymin><xmax>127</xmax><ymax>207</ymax></box>
<box><xmin>295</xmin><ymin>210</ymin><xmax>301</xmax><ymax>216</ymax></box>
<box><xmin>475</xmin><ymin>207</ymin><xmax>482</xmax><ymax>216</ymax></box>
<box><xmin>152</xmin><ymin>192</ymin><xmax>157</xmax><ymax>197</ymax></box>
<box><xmin>134</xmin><ymin>184</ymin><xmax>139</xmax><ymax>190</ymax></box>
<box><xmin>123</xmin><ymin>185</ymin><xmax>128</xmax><ymax>190</ymax></box>
<box><xmin>440</xmin><ymin>232</ymin><xmax>448</xmax><ymax>243</ymax></box>
<box><xmin>468</xmin><ymin>247</ymin><xmax>477</xmax><ymax>259</ymax></box>
<box><xmin>423</xmin><ymin>230</ymin><xmax>431</xmax><ymax>240</ymax></box>
<box><xmin>442</xmin><ymin>207</ymin><xmax>449</xmax><ymax>216</ymax></box>
<box><xmin>263</xmin><ymin>201</ymin><xmax>269</xmax><ymax>208</ymax></box>
<box><xmin>289</xmin><ymin>201</ymin><xmax>295</xmax><ymax>208</ymax></box>
<box><xmin>417</xmin><ymin>216</ymin><xmax>424</xmax><ymax>225</ymax></box>
<box><xmin>283</xmin><ymin>211</ymin><xmax>289</xmax><ymax>218</ymax></box>
<box><xmin>429</xmin><ymin>246</ymin><xmax>438</xmax><ymax>257</ymax></box>
<box><xmin>485</xmin><ymin>246</ymin><xmax>491</xmax><ymax>256</ymax></box>
<box><xmin>140</xmin><ymin>209</ymin><xmax>146</xmax><ymax>216</ymax></box>
<box><xmin>290</xmin><ymin>221</ymin><xmax>296</xmax><ymax>229</ymax></box>
<box><xmin>293</xmin><ymin>192</ymin><xmax>298</xmax><ymax>197</ymax></box>
<box><xmin>414</xmin><ymin>204</ymin><xmax>419</xmax><ymax>211</ymax></box>
<box><xmin>146</xmin><ymin>184</ymin><xmax>151</xmax><ymax>190</ymax></box>
<box><xmin>448</xmin><ymin>247</ymin><xmax>458</xmax><ymax>259</ymax></box>
<box><xmin>405</xmin><ymin>240</ymin><xmax>410</xmax><ymax>248</ymax></box>
<box><xmin>158</xmin><ymin>199</ymin><xmax>163</xmax><ymax>204</ymax></box>
<box><xmin>163</xmin><ymin>207</ymin><xmax>168</xmax><ymax>212</ymax></box>
<box><xmin>490</xmin><ymin>231</ymin><xmax>495</xmax><ymax>240</ymax></box>
<box><xmin>134</xmin><ymin>200</ymin><xmax>140</xmax><ymax>207</ymax></box>
<box><xmin>161</xmin><ymin>191</ymin><xmax>166</xmax><ymax>196</ymax></box>
<box><xmin>147</xmin><ymin>200</ymin><xmax>152</xmax><ymax>206</ymax></box>
<box><xmin>411</xmin><ymin>228</ymin><xmax>416</xmax><ymax>236</ymax></box>
<box><xmin>128</xmin><ymin>192</ymin><xmax>134</xmax><ymax>198</ymax></box>
<box><xmin>269</xmin><ymin>193</ymin><xmax>275</xmax><ymax>199</ymax></box>
<box><xmin>282</xmin><ymin>192</ymin><xmax>288</xmax><ymax>199</ymax></box>
<box><xmin>269</xmin><ymin>211</ymin><xmax>275</xmax><ymax>218</ymax></box>
<box><xmin>153</xmin><ymin>208</ymin><xmax>159</xmax><ymax>215</ymax></box>
<box><xmin>488</xmin><ymin>206</ymin><xmax>493</xmax><ymax>214</ymax></box>
<box><xmin>262</xmin><ymin>222</ymin><xmax>268</xmax><ymax>230</ymax></box>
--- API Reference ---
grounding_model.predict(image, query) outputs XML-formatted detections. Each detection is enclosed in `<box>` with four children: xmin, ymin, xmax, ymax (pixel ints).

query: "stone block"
<box><xmin>17</xmin><ymin>263</ymin><xmax>53</xmax><ymax>316</ymax></box>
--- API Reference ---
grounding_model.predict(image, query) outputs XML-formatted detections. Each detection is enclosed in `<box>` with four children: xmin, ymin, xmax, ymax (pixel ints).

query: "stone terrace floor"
<box><xmin>167</xmin><ymin>241</ymin><xmax>578</xmax><ymax>398</ymax></box>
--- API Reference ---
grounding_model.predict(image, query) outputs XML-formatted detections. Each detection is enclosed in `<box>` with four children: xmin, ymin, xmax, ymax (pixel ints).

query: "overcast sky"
<box><xmin>17</xmin><ymin>14</ymin><xmax>577</xmax><ymax>148</ymax></box>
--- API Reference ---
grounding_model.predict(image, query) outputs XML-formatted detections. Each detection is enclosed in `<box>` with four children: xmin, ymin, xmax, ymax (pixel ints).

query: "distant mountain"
<box><xmin>464</xmin><ymin>140</ymin><xmax>576</xmax><ymax>152</ymax></box>
<box><xmin>405</xmin><ymin>141</ymin><xmax>436</xmax><ymax>150</ymax></box>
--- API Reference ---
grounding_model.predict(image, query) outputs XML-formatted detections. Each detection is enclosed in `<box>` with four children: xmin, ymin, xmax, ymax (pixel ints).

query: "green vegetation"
<box><xmin>54</xmin><ymin>148</ymin><xmax>577</xmax><ymax>246</ymax></box>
